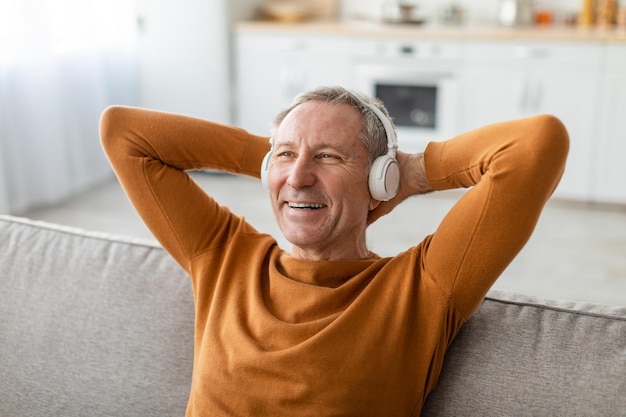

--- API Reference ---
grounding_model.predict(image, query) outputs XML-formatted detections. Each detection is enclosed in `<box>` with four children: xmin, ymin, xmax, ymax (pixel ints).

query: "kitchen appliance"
<box><xmin>382</xmin><ymin>2</ymin><xmax>426</xmax><ymax>24</ymax></box>
<box><xmin>440</xmin><ymin>3</ymin><xmax>465</xmax><ymax>25</ymax></box>
<box><xmin>354</xmin><ymin>40</ymin><xmax>461</xmax><ymax>152</ymax></box>
<box><xmin>498</xmin><ymin>0</ymin><xmax>533</xmax><ymax>26</ymax></box>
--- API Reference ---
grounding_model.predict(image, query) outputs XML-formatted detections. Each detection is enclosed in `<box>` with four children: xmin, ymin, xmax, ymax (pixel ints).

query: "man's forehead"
<box><xmin>284</xmin><ymin>101</ymin><xmax>359</xmax><ymax>124</ymax></box>
<box><xmin>274</xmin><ymin>103</ymin><xmax>363</xmax><ymax>145</ymax></box>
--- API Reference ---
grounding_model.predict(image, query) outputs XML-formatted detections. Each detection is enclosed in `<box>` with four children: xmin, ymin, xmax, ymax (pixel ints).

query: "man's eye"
<box><xmin>320</xmin><ymin>153</ymin><xmax>336</xmax><ymax>159</ymax></box>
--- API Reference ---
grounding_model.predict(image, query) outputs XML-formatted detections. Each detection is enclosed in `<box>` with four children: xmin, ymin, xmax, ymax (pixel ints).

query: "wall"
<box><xmin>233</xmin><ymin>0</ymin><xmax>267</xmax><ymax>20</ymax></box>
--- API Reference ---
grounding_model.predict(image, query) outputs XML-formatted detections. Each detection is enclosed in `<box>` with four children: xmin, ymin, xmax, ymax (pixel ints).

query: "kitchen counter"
<box><xmin>234</xmin><ymin>19</ymin><xmax>626</xmax><ymax>43</ymax></box>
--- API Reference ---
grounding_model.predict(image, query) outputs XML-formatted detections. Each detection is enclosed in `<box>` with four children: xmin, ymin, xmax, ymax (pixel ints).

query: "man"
<box><xmin>100</xmin><ymin>86</ymin><xmax>568</xmax><ymax>416</ymax></box>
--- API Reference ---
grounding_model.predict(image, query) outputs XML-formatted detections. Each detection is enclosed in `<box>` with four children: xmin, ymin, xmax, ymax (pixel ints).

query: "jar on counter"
<box><xmin>498</xmin><ymin>0</ymin><xmax>533</xmax><ymax>26</ymax></box>
<box><xmin>596</xmin><ymin>0</ymin><xmax>617</xmax><ymax>26</ymax></box>
<box><xmin>617</xmin><ymin>1</ymin><xmax>626</xmax><ymax>28</ymax></box>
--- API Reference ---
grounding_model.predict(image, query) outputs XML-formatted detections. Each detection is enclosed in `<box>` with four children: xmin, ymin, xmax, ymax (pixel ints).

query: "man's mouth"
<box><xmin>288</xmin><ymin>202</ymin><xmax>326</xmax><ymax>210</ymax></box>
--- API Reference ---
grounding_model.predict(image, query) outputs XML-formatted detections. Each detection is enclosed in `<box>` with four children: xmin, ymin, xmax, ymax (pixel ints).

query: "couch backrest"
<box><xmin>422</xmin><ymin>290</ymin><xmax>626</xmax><ymax>416</ymax></box>
<box><xmin>0</xmin><ymin>215</ymin><xmax>194</xmax><ymax>417</ymax></box>
<box><xmin>1</xmin><ymin>215</ymin><xmax>625</xmax><ymax>417</ymax></box>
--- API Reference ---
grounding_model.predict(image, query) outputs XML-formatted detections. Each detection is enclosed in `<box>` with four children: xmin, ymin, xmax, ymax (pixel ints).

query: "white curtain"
<box><xmin>0</xmin><ymin>0</ymin><xmax>138</xmax><ymax>214</ymax></box>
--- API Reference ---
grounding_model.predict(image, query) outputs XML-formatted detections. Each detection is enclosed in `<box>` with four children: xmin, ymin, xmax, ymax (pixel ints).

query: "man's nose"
<box><xmin>286</xmin><ymin>157</ymin><xmax>316</xmax><ymax>189</ymax></box>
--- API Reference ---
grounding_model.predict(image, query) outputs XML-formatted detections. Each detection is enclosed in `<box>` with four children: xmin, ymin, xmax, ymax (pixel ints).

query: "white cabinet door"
<box><xmin>235</xmin><ymin>33</ymin><xmax>353</xmax><ymax>136</ymax></box>
<box><xmin>235</xmin><ymin>34</ymin><xmax>289</xmax><ymax>136</ymax></box>
<box><xmin>533</xmin><ymin>68</ymin><xmax>601</xmax><ymax>201</ymax></box>
<box><xmin>136</xmin><ymin>0</ymin><xmax>231</xmax><ymax>122</ymax></box>
<box><xmin>594</xmin><ymin>44</ymin><xmax>626</xmax><ymax>204</ymax></box>
<box><xmin>460</xmin><ymin>42</ymin><xmax>603</xmax><ymax>201</ymax></box>
<box><xmin>460</xmin><ymin>68</ymin><xmax>527</xmax><ymax>128</ymax></box>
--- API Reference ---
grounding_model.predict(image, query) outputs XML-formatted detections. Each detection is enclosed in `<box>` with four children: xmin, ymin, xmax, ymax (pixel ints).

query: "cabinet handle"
<box><xmin>531</xmin><ymin>79</ymin><xmax>543</xmax><ymax>112</ymax></box>
<box><xmin>514</xmin><ymin>46</ymin><xmax>550</xmax><ymax>59</ymax></box>
<box><xmin>279</xmin><ymin>58</ymin><xmax>307</xmax><ymax>102</ymax></box>
<box><xmin>520</xmin><ymin>77</ymin><xmax>530</xmax><ymax>112</ymax></box>
<box><xmin>280</xmin><ymin>68</ymin><xmax>299</xmax><ymax>102</ymax></box>
<box><xmin>519</xmin><ymin>77</ymin><xmax>544</xmax><ymax>113</ymax></box>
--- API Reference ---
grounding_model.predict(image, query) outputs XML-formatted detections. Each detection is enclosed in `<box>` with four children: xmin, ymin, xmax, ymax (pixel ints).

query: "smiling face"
<box><xmin>267</xmin><ymin>101</ymin><xmax>380</xmax><ymax>261</ymax></box>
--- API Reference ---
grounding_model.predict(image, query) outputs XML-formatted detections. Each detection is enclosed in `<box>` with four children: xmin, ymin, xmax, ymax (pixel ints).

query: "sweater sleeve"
<box><xmin>422</xmin><ymin>114</ymin><xmax>569</xmax><ymax>320</ymax></box>
<box><xmin>99</xmin><ymin>106</ymin><xmax>271</xmax><ymax>271</ymax></box>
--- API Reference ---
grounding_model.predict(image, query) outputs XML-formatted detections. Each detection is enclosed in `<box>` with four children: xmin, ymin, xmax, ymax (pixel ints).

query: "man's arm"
<box><xmin>99</xmin><ymin>106</ymin><xmax>270</xmax><ymax>270</ymax></box>
<box><xmin>375</xmin><ymin>114</ymin><xmax>569</xmax><ymax>319</ymax></box>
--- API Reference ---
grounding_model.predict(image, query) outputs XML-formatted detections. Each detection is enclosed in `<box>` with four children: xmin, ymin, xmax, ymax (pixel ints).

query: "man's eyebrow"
<box><xmin>274</xmin><ymin>140</ymin><xmax>348</xmax><ymax>152</ymax></box>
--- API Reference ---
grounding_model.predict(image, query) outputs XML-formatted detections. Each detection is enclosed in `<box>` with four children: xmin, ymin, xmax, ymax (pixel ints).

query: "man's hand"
<box><xmin>367</xmin><ymin>151</ymin><xmax>434</xmax><ymax>225</ymax></box>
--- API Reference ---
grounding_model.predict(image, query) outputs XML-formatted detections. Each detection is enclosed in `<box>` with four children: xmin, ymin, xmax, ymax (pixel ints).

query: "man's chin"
<box><xmin>281</xmin><ymin>228</ymin><xmax>324</xmax><ymax>249</ymax></box>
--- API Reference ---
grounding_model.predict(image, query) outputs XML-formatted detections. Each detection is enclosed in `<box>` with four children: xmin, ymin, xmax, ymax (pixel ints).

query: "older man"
<box><xmin>100</xmin><ymin>86</ymin><xmax>568</xmax><ymax>416</ymax></box>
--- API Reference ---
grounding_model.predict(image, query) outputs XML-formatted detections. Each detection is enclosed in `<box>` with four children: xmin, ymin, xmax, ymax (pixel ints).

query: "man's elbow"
<box><xmin>522</xmin><ymin>114</ymin><xmax>570</xmax><ymax>197</ymax></box>
<box><xmin>518</xmin><ymin>114</ymin><xmax>570</xmax><ymax>180</ymax></box>
<box><xmin>99</xmin><ymin>105</ymin><xmax>132</xmax><ymax>151</ymax></box>
<box><xmin>532</xmin><ymin>114</ymin><xmax>570</xmax><ymax>167</ymax></box>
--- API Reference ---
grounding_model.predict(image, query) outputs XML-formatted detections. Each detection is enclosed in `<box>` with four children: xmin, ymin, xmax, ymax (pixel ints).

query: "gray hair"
<box><xmin>270</xmin><ymin>86</ymin><xmax>393</xmax><ymax>165</ymax></box>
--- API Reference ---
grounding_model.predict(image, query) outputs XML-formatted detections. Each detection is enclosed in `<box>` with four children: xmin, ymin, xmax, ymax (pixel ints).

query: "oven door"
<box><xmin>355</xmin><ymin>65</ymin><xmax>459</xmax><ymax>153</ymax></box>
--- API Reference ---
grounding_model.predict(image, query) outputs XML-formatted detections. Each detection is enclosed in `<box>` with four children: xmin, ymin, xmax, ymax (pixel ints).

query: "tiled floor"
<box><xmin>22</xmin><ymin>172</ymin><xmax>626</xmax><ymax>306</ymax></box>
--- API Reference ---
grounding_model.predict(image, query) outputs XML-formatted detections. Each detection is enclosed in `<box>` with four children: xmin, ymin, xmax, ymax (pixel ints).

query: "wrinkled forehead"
<box><xmin>273</xmin><ymin>101</ymin><xmax>365</xmax><ymax>147</ymax></box>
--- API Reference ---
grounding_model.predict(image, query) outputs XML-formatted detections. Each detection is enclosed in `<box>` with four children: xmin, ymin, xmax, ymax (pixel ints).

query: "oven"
<box><xmin>354</xmin><ymin>40</ymin><xmax>462</xmax><ymax>153</ymax></box>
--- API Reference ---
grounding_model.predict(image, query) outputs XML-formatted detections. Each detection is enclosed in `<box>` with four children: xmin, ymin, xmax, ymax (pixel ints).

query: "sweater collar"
<box><xmin>276</xmin><ymin>251</ymin><xmax>381</xmax><ymax>288</ymax></box>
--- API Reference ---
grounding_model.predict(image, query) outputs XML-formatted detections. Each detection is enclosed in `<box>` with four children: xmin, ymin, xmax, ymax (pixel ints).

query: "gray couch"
<box><xmin>1</xmin><ymin>214</ymin><xmax>625</xmax><ymax>416</ymax></box>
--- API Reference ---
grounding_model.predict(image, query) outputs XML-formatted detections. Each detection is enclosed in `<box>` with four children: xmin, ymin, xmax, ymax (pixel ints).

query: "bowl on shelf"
<box><xmin>262</xmin><ymin>1</ymin><xmax>311</xmax><ymax>23</ymax></box>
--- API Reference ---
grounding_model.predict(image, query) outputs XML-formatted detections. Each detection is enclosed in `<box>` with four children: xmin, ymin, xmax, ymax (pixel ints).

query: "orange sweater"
<box><xmin>100</xmin><ymin>107</ymin><xmax>568</xmax><ymax>416</ymax></box>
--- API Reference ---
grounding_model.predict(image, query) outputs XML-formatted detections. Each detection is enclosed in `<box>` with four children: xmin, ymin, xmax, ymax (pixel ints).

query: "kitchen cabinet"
<box><xmin>594</xmin><ymin>44</ymin><xmax>626</xmax><ymax>204</ymax></box>
<box><xmin>235</xmin><ymin>33</ymin><xmax>353</xmax><ymax>136</ymax></box>
<box><xmin>459</xmin><ymin>42</ymin><xmax>604</xmax><ymax>201</ymax></box>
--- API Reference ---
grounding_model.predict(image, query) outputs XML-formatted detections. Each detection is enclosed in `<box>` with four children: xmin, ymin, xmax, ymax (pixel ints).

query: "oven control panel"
<box><xmin>353</xmin><ymin>39</ymin><xmax>463</xmax><ymax>63</ymax></box>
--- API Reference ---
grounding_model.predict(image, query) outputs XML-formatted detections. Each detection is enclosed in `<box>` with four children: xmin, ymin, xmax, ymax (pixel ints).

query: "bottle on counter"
<box><xmin>596</xmin><ymin>0</ymin><xmax>617</xmax><ymax>26</ymax></box>
<box><xmin>618</xmin><ymin>1</ymin><xmax>626</xmax><ymax>28</ymax></box>
<box><xmin>498</xmin><ymin>0</ymin><xmax>534</xmax><ymax>26</ymax></box>
<box><xmin>579</xmin><ymin>0</ymin><xmax>595</xmax><ymax>26</ymax></box>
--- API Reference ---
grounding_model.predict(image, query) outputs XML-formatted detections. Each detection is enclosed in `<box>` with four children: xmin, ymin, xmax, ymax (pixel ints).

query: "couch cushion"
<box><xmin>422</xmin><ymin>290</ymin><xmax>626</xmax><ymax>417</ymax></box>
<box><xmin>0</xmin><ymin>215</ymin><xmax>194</xmax><ymax>417</ymax></box>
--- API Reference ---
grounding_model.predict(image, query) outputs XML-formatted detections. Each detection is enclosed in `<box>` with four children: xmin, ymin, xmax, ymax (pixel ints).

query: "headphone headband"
<box><xmin>362</xmin><ymin>101</ymin><xmax>398</xmax><ymax>158</ymax></box>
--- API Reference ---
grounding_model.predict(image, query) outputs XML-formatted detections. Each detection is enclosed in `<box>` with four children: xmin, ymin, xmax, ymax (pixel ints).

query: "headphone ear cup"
<box><xmin>369</xmin><ymin>155</ymin><xmax>400</xmax><ymax>201</ymax></box>
<box><xmin>260</xmin><ymin>151</ymin><xmax>272</xmax><ymax>190</ymax></box>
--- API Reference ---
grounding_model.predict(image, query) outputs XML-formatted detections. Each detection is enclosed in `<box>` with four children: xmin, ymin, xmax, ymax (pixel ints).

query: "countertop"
<box><xmin>234</xmin><ymin>19</ymin><xmax>626</xmax><ymax>43</ymax></box>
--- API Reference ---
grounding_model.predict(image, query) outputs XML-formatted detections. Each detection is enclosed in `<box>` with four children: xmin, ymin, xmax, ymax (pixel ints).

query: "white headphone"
<box><xmin>260</xmin><ymin>101</ymin><xmax>400</xmax><ymax>201</ymax></box>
